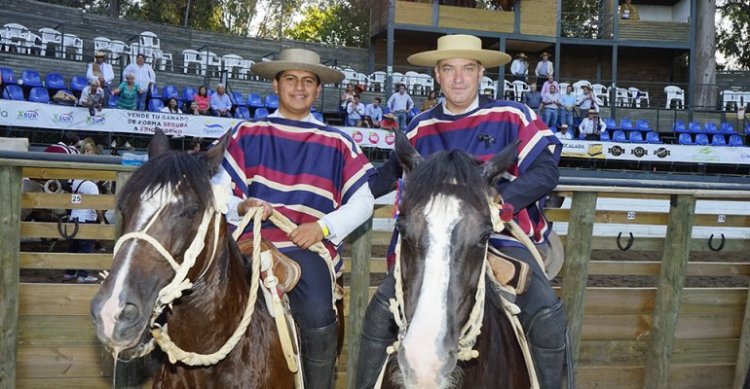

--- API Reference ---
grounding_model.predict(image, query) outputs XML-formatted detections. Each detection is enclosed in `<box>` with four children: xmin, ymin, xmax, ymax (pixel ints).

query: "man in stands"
<box><xmin>559</xmin><ymin>84</ymin><xmax>576</xmax><ymax>130</ymax></box>
<box><xmin>123</xmin><ymin>53</ymin><xmax>156</xmax><ymax>111</ymax></box>
<box><xmin>510</xmin><ymin>52</ymin><xmax>529</xmax><ymax>82</ymax></box>
<box><xmin>210</xmin><ymin>83</ymin><xmax>232</xmax><ymax>117</ymax></box>
<box><xmin>220</xmin><ymin>48</ymin><xmax>375</xmax><ymax>389</ymax></box>
<box><xmin>576</xmin><ymin>84</ymin><xmax>600</xmax><ymax>113</ymax></box>
<box><xmin>356</xmin><ymin>34</ymin><xmax>568</xmax><ymax>389</ymax></box>
<box><xmin>535</xmin><ymin>51</ymin><xmax>554</xmax><ymax>90</ymax></box>
<box><xmin>522</xmin><ymin>82</ymin><xmax>543</xmax><ymax>113</ymax></box>
<box><xmin>346</xmin><ymin>94</ymin><xmax>366</xmax><ymax>127</ymax></box>
<box><xmin>387</xmin><ymin>83</ymin><xmax>414</xmax><ymax>131</ymax></box>
<box><xmin>620</xmin><ymin>0</ymin><xmax>640</xmax><ymax>20</ymax></box>
<box><xmin>86</xmin><ymin>51</ymin><xmax>114</xmax><ymax>101</ymax></box>
<box><xmin>556</xmin><ymin>123</ymin><xmax>573</xmax><ymax>140</ymax></box>
<box><xmin>579</xmin><ymin>108</ymin><xmax>607</xmax><ymax>140</ymax></box>
<box><xmin>364</xmin><ymin>97</ymin><xmax>383</xmax><ymax>128</ymax></box>
<box><xmin>541</xmin><ymin>74</ymin><xmax>559</xmax><ymax>96</ymax></box>
<box><xmin>44</xmin><ymin>132</ymin><xmax>79</xmax><ymax>154</ymax></box>
<box><xmin>79</xmin><ymin>80</ymin><xmax>105</xmax><ymax>116</ymax></box>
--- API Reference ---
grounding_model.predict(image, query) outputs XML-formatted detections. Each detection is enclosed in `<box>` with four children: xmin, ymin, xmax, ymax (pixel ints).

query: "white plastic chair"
<box><xmin>129</xmin><ymin>43</ymin><xmax>156</xmax><ymax>65</ymax></box>
<box><xmin>392</xmin><ymin>72</ymin><xmax>406</xmax><ymax>88</ymax></box>
<box><xmin>420</xmin><ymin>73</ymin><xmax>434</xmax><ymax>95</ymax></box>
<box><xmin>153</xmin><ymin>48</ymin><xmax>173</xmax><ymax>71</ymax></box>
<box><xmin>369</xmin><ymin>71</ymin><xmax>386</xmax><ymax>92</ymax></box>
<box><xmin>108</xmin><ymin>40</ymin><xmax>129</xmax><ymax>65</ymax></box>
<box><xmin>512</xmin><ymin>80</ymin><xmax>530</xmax><ymax>102</ymax></box>
<box><xmin>199</xmin><ymin>50</ymin><xmax>221</xmax><ymax>76</ymax></box>
<box><xmin>3</xmin><ymin>23</ymin><xmax>30</xmax><ymax>54</ymax></box>
<box><xmin>664</xmin><ymin>85</ymin><xmax>685</xmax><ymax>109</ymax></box>
<box><xmin>615</xmin><ymin>87</ymin><xmax>632</xmax><ymax>107</ymax></box>
<box><xmin>342</xmin><ymin>68</ymin><xmax>359</xmax><ymax>87</ymax></box>
<box><xmin>356</xmin><ymin>72</ymin><xmax>369</xmax><ymax>91</ymax></box>
<box><xmin>38</xmin><ymin>28</ymin><xmax>62</xmax><ymax>57</ymax></box>
<box><xmin>628</xmin><ymin>87</ymin><xmax>649</xmax><ymax>108</ymax></box>
<box><xmin>182</xmin><ymin>49</ymin><xmax>202</xmax><ymax>74</ymax></box>
<box><xmin>720</xmin><ymin>90</ymin><xmax>741</xmax><ymax>111</ymax></box>
<box><xmin>221</xmin><ymin>54</ymin><xmax>244</xmax><ymax>78</ymax></box>
<box><xmin>93</xmin><ymin>36</ymin><xmax>111</xmax><ymax>55</ymax></box>
<box><xmin>558</xmin><ymin>82</ymin><xmax>570</xmax><ymax>94</ymax></box>
<box><xmin>238</xmin><ymin>59</ymin><xmax>255</xmax><ymax>80</ymax></box>
<box><xmin>139</xmin><ymin>31</ymin><xmax>160</xmax><ymax>49</ymax></box>
<box><xmin>23</xmin><ymin>32</ymin><xmax>44</xmax><ymax>56</ymax></box>
<box><xmin>503</xmin><ymin>79</ymin><xmax>515</xmax><ymax>100</ymax></box>
<box><xmin>481</xmin><ymin>76</ymin><xmax>496</xmax><ymax>97</ymax></box>
<box><xmin>404</xmin><ymin>71</ymin><xmax>422</xmax><ymax>94</ymax></box>
<box><xmin>592</xmin><ymin>83</ymin><xmax>608</xmax><ymax>106</ymax></box>
<box><xmin>61</xmin><ymin>33</ymin><xmax>83</xmax><ymax>61</ymax></box>
<box><xmin>572</xmin><ymin>80</ymin><xmax>591</xmax><ymax>97</ymax></box>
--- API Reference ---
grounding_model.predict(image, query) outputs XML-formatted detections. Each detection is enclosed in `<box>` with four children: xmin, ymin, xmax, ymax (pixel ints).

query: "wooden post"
<box><xmin>0</xmin><ymin>165</ymin><xmax>22</xmax><ymax>389</ymax></box>
<box><xmin>113</xmin><ymin>171</ymin><xmax>132</xmax><ymax>239</ymax></box>
<box><xmin>732</xmin><ymin>280</ymin><xmax>750</xmax><ymax>388</ymax></box>
<box><xmin>346</xmin><ymin>218</ymin><xmax>373</xmax><ymax>389</ymax></box>
<box><xmin>644</xmin><ymin>195</ymin><xmax>695</xmax><ymax>389</ymax></box>
<box><xmin>561</xmin><ymin>191</ymin><xmax>597</xmax><ymax>365</ymax></box>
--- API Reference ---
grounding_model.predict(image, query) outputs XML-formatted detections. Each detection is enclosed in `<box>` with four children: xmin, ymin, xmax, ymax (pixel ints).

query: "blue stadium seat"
<box><xmin>678</xmin><ymin>133</ymin><xmax>693</xmax><ymax>145</ymax></box>
<box><xmin>619</xmin><ymin>118</ymin><xmax>634</xmax><ymax>131</ymax></box>
<box><xmin>720</xmin><ymin>122</ymin><xmax>735</xmax><ymax>135</ymax></box>
<box><xmin>254</xmin><ymin>107</ymin><xmax>269</xmax><ymax>119</ymax></box>
<box><xmin>235</xmin><ymin>106</ymin><xmax>251</xmax><ymax>119</ymax></box>
<box><xmin>646</xmin><ymin>131</ymin><xmax>662</xmax><ymax>144</ymax></box>
<box><xmin>674</xmin><ymin>120</ymin><xmax>688</xmax><ymax>133</ymax></box>
<box><xmin>710</xmin><ymin>134</ymin><xmax>726</xmax><ymax>146</ymax></box>
<box><xmin>29</xmin><ymin>87</ymin><xmax>49</xmax><ymax>103</ymax></box>
<box><xmin>694</xmin><ymin>133</ymin><xmax>709</xmax><ymax>145</ymax></box>
<box><xmin>382</xmin><ymin>106</ymin><xmax>391</xmax><ymax>115</ymax></box>
<box><xmin>745</xmin><ymin>122</ymin><xmax>750</xmax><ymax>136</ymax></box>
<box><xmin>108</xmin><ymin>94</ymin><xmax>119</xmax><ymax>108</ymax></box>
<box><xmin>0</xmin><ymin>67</ymin><xmax>17</xmax><ymax>85</ymax></box>
<box><xmin>704</xmin><ymin>121</ymin><xmax>719</xmax><ymax>134</ymax></box>
<box><xmin>247</xmin><ymin>93</ymin><xmax>263</xmax><ymax>109</ymax></box>
<box><xmin>182</xmin><ymin>87</ymin><xmax>196</xmax><ymax>103</ymax></box>
<box><xmin>408</xmin><ymin>107</ymin><xmax>420</xmax><ymax>120</ymax></box>
<box><xmin>688</xmin><ymin>121</ymin><xmax>703</xmax><ymax>133</ymax></box>
<box><xmin>628</xmin><ymin>131</ymin><xmax>645</xmax><ymax>143</ymax></box>
<box><xmin>728</xmin><ymin>134</ymin><xmax>744</xmax><ymax>147</ymax></box>
<box><xmin>162</xmin><ymin>85</ymin><xmax>179</xmax><ymax>101</ymax></box>
<box><xmin>312</xmin><ymin>112</ymin><xmax>324</xmax><ymax>122</ymax></box>
<box><xmin>20</xmin><ymin>69</ymin><xmax>43</xmax><ymax>88</ymax></box>
<box><xmin>612</xmin><ymin>130</ymin><xmax>627</xmax><ymax>142</ymax></box>
<box><xmin>2</xmin><ymin>84</ymin><xmax>25</xmax><ymax>101</ymax></box>
<box><xmin>231</xmin><ymin>92</ymin><xmax>246</xmax><ymax>106</ymax></box>
<box><xmin>599</xmin><ymin>131</ymin><xmax>611</xmax><ymax>142</ymax></box>
<box><xmin>604</xmin><ymin>117</ymin><xmax>617</xmax><ymax>130</ymax></box>
<box><xmin>148</xmin><ymin>99</ymin><xmax>164</xmax><ymax>112</ymax></box>
<box><xmin>150</xmin><ymin>85</ymin><xmax>162</xmax><ymax>100</ymax></box>
<box><xmin>635</xmin><ymin>119</ymin><xmax>650</xmax><ymax>131</ymax></box>
<box><xmin>265</xmin><ymin>94</ymin><xmax>279</xmax><ymax>110</ymax></box>
<box><xmin>45</xmin><ymin>73</ymin><xmax>65</xmax><ymax>91</ymax></box>
<box><xmin>70</xmin><ymin>76</ymin><xmax>88</xmax><ymax>94</ymax></box>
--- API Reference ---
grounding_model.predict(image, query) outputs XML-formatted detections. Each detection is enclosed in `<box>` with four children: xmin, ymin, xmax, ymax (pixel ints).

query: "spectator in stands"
<box><xmin>387</xmin><ymin>83</ymin><xmax>414</xmax><ymax>131</ymax></box>
<box><xmin>579</xmin><ymin>108</ymin><xmax>606</xmax><ymax>140</ymax></box>
<box><xmin>541</xmin><ymin>74</ymin><xmax>559</xmax><ymax>96</ymax></box>
<box><xmin>340</xmin><ymin>84</ymin><xmax>355</xmax><ymax>112</ymax></box>
<box><xmin>364</xmin><ymin>97</ymin><xmax>383</xmax><ymax>128</ymax></box>
<box><xmin>112</xmin><ymin>73</ymin><xmax>142</xmax><ymax>111</ymax></box>
<box><xmin>86</xmin><ymin>51</ymin><xmax>115</xmax><ymax>100</ymax></box>
<box><xmin>194</xmin><ymin>86</ymin><xmax>210</xmax><ymax>115</ymax></box>
<box><xmin>421</xmin><ymin>90</ymin><xmax>439</xmax><ymax>111</ymax></box>
<box><xmin>80</xmin><ymin>137</ymin><xmax>97</xmax><ymax>155</ymax></box>
<box><xmin>44</xmin><ymin>132</ymin><xmax>79</xmax><ymax>154</ymax></box>
<box><xmin>534</xmin><ymin>52</ymin><xmax>554</xmax><ymax>90</ymax></box>
<box><xmin>555</xmin><ymin>123</ymin><xmax>573</xmax><ymax>140</ymax></box>
<box><xmin>542</xmin><ymin>83</ymin><xmax>561</xmax><ymax>128</ymax></box>
<box><xmin>63</xmin><ymin>174</ymin><xmax>104</xmax><ymax>284</ymax></box>
<box><xmin>187</xmin><ymin>140</ymin><xmax>201</xmax><ymax>154</ymax></box>
<box><xmin>124</xmin><ymin>53</ymin><xmax>156</xmax><ymax>111</ymax></box>
<box><xmin>186</xmin><ymin>101</ymin><xmax>201</xmax><ymax>115</ymax></box>
<box><xmin>560</xmin><ymin>84</ymin><xmax>576</xmax><ymax>129</ymax></box>
<box><xmin>510</xmin><ymin>52</ymin><xmax>528</xmax><ymax>82</ymax></box>
<box><xmin>79</xmin><ymin>80</ymin><xmax>105</xmax><ymax>117</ymax></box>
<box><xmin>161</xmin><ymin>98</ymin><xmax>182</xmax><ymax>114</ymax></box>
<box><xmin>620</xmin><ymin>0</ymin><xmax>640</xmax><ymax>20</ymax></box>
<box><xmin>210</xmin><ymin>83</ymin><xmax>232</xmax><ymax>117</ymax></box>
<box><xmin>346</xmin><ymin>94</ymin><xmax>366</xmax><ymax>127</ymax></box>
<box><xmin>576</xmin><ymin>84</ymin><xmax>600</xmax><ymax>113</ymax></box>
<box><xmin>522</xmin><ymin>83</ymin><xmax>542</xmax><ymax>112</ymax></box>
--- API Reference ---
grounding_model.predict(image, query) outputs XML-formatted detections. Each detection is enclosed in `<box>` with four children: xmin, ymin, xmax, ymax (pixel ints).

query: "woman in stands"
<box><xmin>340</xmin><ymin>84</ymin><xmax>355</xmax><ymax>111</ymax></box>
<box><xmin>194</xmin><ymin>86</ymin><xmax>210</xmax><ymax>115</ymax></box>
<box><xmin>161</xmin><ymin>98</ymin><xmax>182</xmax><ymax>114</ymax></box>
<box><xmin>421</xmin><ymin>90</ymin><xmax>439</xmax><ymax>111</ymax></box>
<box><xmin>186</xmin><ymin>101</ymin><xmax>201</xmax><ymax>115</ymax></box>
<box><xmin>112</xmin><ymin>73</ymin><xmax>142</xmax><ymax>110</ymax></box>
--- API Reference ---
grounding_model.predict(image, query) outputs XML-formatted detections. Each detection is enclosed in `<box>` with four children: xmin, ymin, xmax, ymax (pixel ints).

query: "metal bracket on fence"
<box><xmin>57</xmin><ymin>214</ymin><xmax>80</xmax><ymax>240</ymax></box>
<box><xmin>708</xmin><ymin>233</ymin><xmax>725</xmax><ymax>252</ymax></box>
<box><xmin>616</xmin><ymin>232</ymin><xmax>634</xmax><ymax>251</ymax></box>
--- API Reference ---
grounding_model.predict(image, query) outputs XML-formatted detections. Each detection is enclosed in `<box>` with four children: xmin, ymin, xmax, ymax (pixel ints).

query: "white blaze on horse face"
<box><xmin>402</xmin><ymin>193</ymin><xmax>461</xmax><ymax>388</ymax></box>
<box><xmin>98</xmin><ymin>185</ymin><xmax>180</xmax><ymax>342</ymax></box>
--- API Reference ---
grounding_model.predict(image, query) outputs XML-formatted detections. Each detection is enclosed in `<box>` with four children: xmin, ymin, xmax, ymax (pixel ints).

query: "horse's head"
<box><xmin>393</xmin><ymin>131</ymin><xmax>517</xmax><ymax>388</ymax></box>
<box><xmin>90</xmin><ymin>129</ymin><xmax>228</xmax><ymax>358</ymax></box>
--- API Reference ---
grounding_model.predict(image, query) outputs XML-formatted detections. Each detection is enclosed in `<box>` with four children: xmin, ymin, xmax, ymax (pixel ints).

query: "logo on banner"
<box><xmin>631</xmin><ymin>146</ymin><xmax>647</xmax><ymax>158</ymax></box>
<box><xmin>352</xmin><ymin>130</ymin><xmax>363</xmax><ymax>143</ymax></box>
<box><xmin>655</xmin><ymin>147</ymin><xmax>670</xmax><ymax>158</ymax></box>
<box><xmin>368</xmin><ymin>131</ymin><xmax>380</xmax><ymax>144</ymax></box>
<box><xmin>17</xmin><ymin>109</ymin><xmax>39</xmax><ymax>120</ymax></box>
<box><xmin>86</xmin><ymin>115</ymin><xmax>106</xmax><ymax>125</ymax></box>
<box><xmin>608</xmin><ymin>145</ymin><xmax>624</xmax><ymax>156</ymax></box>
<box><xmin>53</xmin><ymin>112</ymin><xmax>74</xmax><ymax>124</ymax></box>
<box><xmin>586</xmin><ymin>143</ymin><xmax>603</xmax><ymax>157</ymax></box>
<box><xmin>203</xmin><ymin>123</ymin><xmax>225</xmax><ymax>136</ymax></box>
<box><xmin>0</xmin><ymin>109</ymin><xmax>8</xmax><ymax>120</ymax></box>
<box><xmin>385</xmin><ymin>133</ymin><xmax>395</xmax><ymax>145</ymax></box>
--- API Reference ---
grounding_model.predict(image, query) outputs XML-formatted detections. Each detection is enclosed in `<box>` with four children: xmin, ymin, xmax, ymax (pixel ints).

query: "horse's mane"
<box><xmin>403</xmin><ymin>150</ymin><xmax>492</xmax><ymax>211</ymax></box>
<box><xmin>116</xmin><ymin>152</ymin><xmax>215</xmax><ymax>213</ymax></box>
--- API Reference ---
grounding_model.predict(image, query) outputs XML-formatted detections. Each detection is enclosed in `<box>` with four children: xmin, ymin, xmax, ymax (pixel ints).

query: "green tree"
<box><xmin>284</xmin><ymin>0</ymin><xmax>369</xmax><ymax>47</ymax></box>
<box><xmin>716</xmin><ymin>0</ymin><xmax>750</xmax><ymax>70</ymax></box>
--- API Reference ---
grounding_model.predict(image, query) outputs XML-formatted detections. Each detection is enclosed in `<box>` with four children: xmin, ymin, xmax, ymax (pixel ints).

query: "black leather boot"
<box><xmin>355</xmin><ymin>292</ymin><xmax>398</xmax><ymax>389</ymax></box>
<box><xmin>527</xmin><ymin>300</ymin><xmax>569</xmax><ymax>389</ymax></box>
<box><xmin>300</xmin><ymin>321</ymin><xmax>338</xmax><ymax>389</ymax></box>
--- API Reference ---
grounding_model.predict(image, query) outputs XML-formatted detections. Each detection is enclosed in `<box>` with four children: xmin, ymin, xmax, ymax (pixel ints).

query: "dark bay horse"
<box><xmin>90</xmin><ymin>130</ymin><xmax>295</xmax><ymax>388</ymax></box>
<box><xmin>381</xmin><ymin>132</ymin><xmax>532</xmax><ymax>388</ymax></box>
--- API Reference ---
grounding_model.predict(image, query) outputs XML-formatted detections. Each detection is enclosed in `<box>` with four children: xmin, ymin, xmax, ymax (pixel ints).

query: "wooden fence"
<box><xmin>2</xmin><ymin>155</ymin><xmax>750</xmax><ymax>389</ymax></box>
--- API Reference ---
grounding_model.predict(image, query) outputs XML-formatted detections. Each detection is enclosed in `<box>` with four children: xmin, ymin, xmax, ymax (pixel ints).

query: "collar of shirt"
<box><xmin>442</xmin><ymin>96</ymin><xmax>479</xmax><ymax>116</ymax></box>
<box><xmin>269</xmin><ymin>109</ymin><xmax>317</xmax><ymax>124</ymax></box>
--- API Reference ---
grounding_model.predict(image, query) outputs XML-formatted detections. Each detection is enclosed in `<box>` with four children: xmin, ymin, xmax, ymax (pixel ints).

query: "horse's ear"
<box><xmin>147</xmin><ymin>128</ymin><xmax>170</xmax><ymax>159</ymax></box>
<box><xmin>480</xmin><ymin>139</ymin><xmax>519</xmax><ymax>185</ymax></box>
<box><xmin>394</xmin><ymin>129</ymin><xmax>422</xmax><ymax>173</ymax></box>
<box><xmin>202</xmin><ymin>130</ymin><xmax>230</xmax><ymax>174</ymax></box>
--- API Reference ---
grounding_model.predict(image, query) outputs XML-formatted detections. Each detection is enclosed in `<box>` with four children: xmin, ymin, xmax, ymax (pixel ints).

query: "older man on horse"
<box><xmin>357</xmin><ymin>35</ymin><xmax>569</xmax><ymax>388</ymax></box>
<box><xmin>220</xmin><ymin>48</ymin><xmax>375</xmax><ymax>388</ymax></box>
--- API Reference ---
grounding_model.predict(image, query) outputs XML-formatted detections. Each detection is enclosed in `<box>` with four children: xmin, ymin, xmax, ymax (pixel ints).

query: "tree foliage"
<box><xmin>284</xmin><ymin>0</ymin><xmax>369</xmax><ymax>47</ymax></box>
<box><xmin>716</xmin><ymin>0</ymin><xmax>750</xmax><ymax>70</ymax></box>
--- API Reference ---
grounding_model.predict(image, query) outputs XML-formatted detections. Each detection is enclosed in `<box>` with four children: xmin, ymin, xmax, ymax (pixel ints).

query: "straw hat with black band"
<box><xmin>251</xmin><ymin>48</ymin><xmax>344</xmax><ymax>85</ymax></box>
<box><xmin>95</xmin><ymin>51</ymin><xmax>107</xmax><ymax>58</ymax></box>
<box><xmin>407</xmin><ymin>34</ymin><xmax>511</xmax><ymax>67</ymax></box>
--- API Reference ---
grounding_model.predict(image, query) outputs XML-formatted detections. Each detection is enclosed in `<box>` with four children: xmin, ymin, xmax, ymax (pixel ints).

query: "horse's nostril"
<box><xmin>119</xmin><ymin>303</ymin><xmax>141</xmax><ymax>324</ymax></box>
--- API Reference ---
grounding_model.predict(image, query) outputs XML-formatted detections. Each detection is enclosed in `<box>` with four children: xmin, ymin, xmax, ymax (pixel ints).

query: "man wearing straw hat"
<box><xmin>357</xmin><ymin>35</ymin><xmax>569</xmax><ymax>389</ymax></box>
<box><xmin>220</xmin><ymin>48</ymin><xmax>376</xmax><ymax>389</ymax></box>
<box><xmin>510</xmin><ymin>52</ymin><xmax>529</xmax><ymax>82</ymax></box>
<box><xmin>535</xmin><ymin>52</ymin><xmax>554</xmax><ymax>90</ymax></box>
<box><xmin>86</xmin><ymin>51</ymin><xmax>114</xmax><ymax>102</ymax></box>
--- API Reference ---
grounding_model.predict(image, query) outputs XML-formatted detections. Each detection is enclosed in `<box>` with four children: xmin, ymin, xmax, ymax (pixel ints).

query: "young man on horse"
<box><xmin>220</xmin><ymin>49</ymin><xmax>376</xmax><ymax>388</ymax></box>
<box><xmin>357</xmin><ymin>35</ymin><xmax>568</xmax><ymax>389</ymax></box>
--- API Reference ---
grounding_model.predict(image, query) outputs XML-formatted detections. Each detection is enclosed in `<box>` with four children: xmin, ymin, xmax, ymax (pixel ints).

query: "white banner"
<box><xmin>560</xmin><ymin>139</ymin><xmax>750</xmax><ymax>165</ymax></box>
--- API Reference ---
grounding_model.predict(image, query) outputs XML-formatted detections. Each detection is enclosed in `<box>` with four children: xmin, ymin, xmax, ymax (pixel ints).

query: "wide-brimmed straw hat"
<box><xmin>540</xmin><ymin>52</ymin><xmax>551</xmax><ymax>57</ymax></box>
<box><xmin>517</xmin><ymin>52</ymin><xmax>528</xmax><ymax>59</ymax></box>
<box><xmin>407</xmin><ymin>34</ymin><xmax>511</xmax><ymax>67</ymax></box>
<box><xmin>94</xmin><ymin>51</ymin><xmax>107</xmax><ymax>57</ymax></box>
<box><xmin>251</xmin><ymin>48</ymin><xmax>344</xmax><ymax>85</ymax></box>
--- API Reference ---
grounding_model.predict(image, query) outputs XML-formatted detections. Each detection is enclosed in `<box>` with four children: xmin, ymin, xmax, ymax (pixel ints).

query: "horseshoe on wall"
<box><xmin>708</xmin><ymin>233</ymin><xmax>725</xmax><ymax>252</ymax></box>
<box><xmin>616</xmin><ymin>232</ymin><xmax>634</xmax><ymax>251</ymax></box>
<box><xmin>57</xmin><ymin>215</ymin><xmax>80</xmax><ymax>240</ymax></box>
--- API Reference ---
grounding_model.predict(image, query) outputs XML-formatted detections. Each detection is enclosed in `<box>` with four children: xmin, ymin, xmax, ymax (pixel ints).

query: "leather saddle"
<box><xmin>238</xmin><ymin>239</ymin><xmax>301</xmax><ymax>293</ymax></box>
<box><xmin>487</xmin><ymin>245</ymin><xmax>532</xmax><ymax>295</ymax></box>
